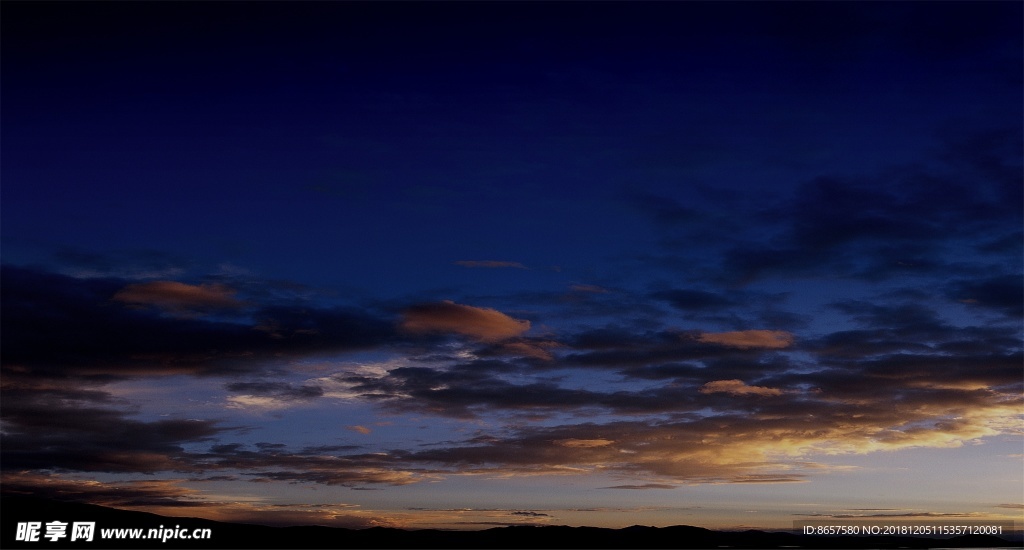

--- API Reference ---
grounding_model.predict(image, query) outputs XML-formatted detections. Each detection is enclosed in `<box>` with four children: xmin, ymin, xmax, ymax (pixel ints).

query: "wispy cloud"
<box><xmin>1</xmin><ymin>265</ymin><xmax>397</xmax><ymax>377</ymax></box>
<box><xmin>224</xmin><ymin>381</ymin><xmax>325</xmax><ymax>411</ymax></box>
<box><xmin>0</xmin><ymin>472</ymin><xmax>387</xmax><ymax>528</ymax></box>
<box><xmin>569</xmin><ymin>284</ymin><xmax>610</xmax><ymax>294</ymax></box>
<box><xmin>696</xmin><ymin>330</ymin><xmax>794</xmax><ymax>349</ymax></box>
<box><xmin>454</xmin><ymin>260</ymin><xmax>527</xmax><ymax>269</ymax></box>
<box><xmin>113</xmin><ymin>280</ymin><xmax>243</xmax><ymax>313</ymax></box>
<box><xmin>555</xmin><ymin>439</ymin><xmax>615</xmax><ymax>448</ymax></box>
<box><xmin>700</xmin><ymin>379</ymin><xmax>784</xmax><ymax>397</ymax></box>
<box><xmin>601</xmin><ymin>483</ymin><xmax>677</xmax><ymax>490</ymax></box>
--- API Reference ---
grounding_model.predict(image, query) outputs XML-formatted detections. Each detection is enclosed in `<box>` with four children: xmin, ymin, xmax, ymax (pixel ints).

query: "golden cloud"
<box><xmin>497</xmin><ymin>339</ymin><xmax>562</xmax><ymax>361</ymax></box>
<box><xmin>113</xmin><ymin>281</ymin><xmax>242</xmax><ymax>312</ymax></box>
<box><xmin>555</xmin><ymin>438</ymin><xmax>615</xmax><ymax>448</ymax></box>
<box><xmin>696</xmin><ymin>330</ymin><xmax>794</xmax><ymax>349</ymax></box>
<box><xmin>407</xmin><ymin>386</ymin><xmax>1024</xmax><ymax>487</ymax></box>
<box><xmin>400</xmin><ymin>301</ymin><xmax>530</xmax><ymax>341</ymax></box>
<box><xmin>0</xmin><ymin>472</ymin><xmax>389</xmax><ymax>529</ymax></box>
<box><xmin>700</xmin><ymin>379</ymin><xmax>784</xmax><ymax>397</ymax></box>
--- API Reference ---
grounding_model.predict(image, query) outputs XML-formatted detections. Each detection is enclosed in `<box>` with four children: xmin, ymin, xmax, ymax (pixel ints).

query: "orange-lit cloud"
<box><xmin>454</xmin><ymin>260</ymin><xmax>527</xmax><ymax>269</ymax></box>
<box><xmin>700</xmin><ymin>379</ymin><xmax>784</xmax><ymax>396</ymax></box>
<box><xmin>555</xmin><ymin>438</ymin><xmax>615</xmax><ymax>448</ymax></box>
<box><xmin>0</xmin><ymin>472</ymin><xmax>391</xmax><ymax>529</ymax></box>
<box><xmin>697</xmin><ymin>330</ymin><xmax>794</xmax><ymax>349</ymax></box>
<box><xmin>400</xmin><ymin>301</ymin><xmax>530</xmax><ymax>341</ymax></box>
<box><xmin>113</xmin><ymin>281</ymin><xmax>242</xmax><ymax>313</ymax></box>
<box><xmin>601</xmin><ymin>483</ymin><xmax>677</xmax><ymax>489</ymax></box>
<box><xmin>495</xmin><ymin>339</ymin><xmax>562</xmax><ymax>361</ymax></box>
<box><xmin>391</xmin><ymin>383</ymin><xmax>1023</xmax><ymax>485</ymax></box>
<box><xmin>0</xmin><ymin>471</ymin><xmax>203</xmax><ymax>508</ymax></box>
<box><xmin>7</xmin><ymin>263</ymin><xmax>1023</xmax><ymax>524</ymax></box>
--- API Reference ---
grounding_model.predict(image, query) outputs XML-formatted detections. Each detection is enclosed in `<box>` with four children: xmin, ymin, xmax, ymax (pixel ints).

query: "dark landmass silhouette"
<box><xmin>2</xmin><ymin>494</ymin><xmax>1018</xmax><ymax>549</ymax></box>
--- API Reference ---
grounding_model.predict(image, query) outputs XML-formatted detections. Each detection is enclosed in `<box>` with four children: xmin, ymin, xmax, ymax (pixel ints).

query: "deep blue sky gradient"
<box><xmin>2</xmin><ymin>1</ymin><xmax>1022</xmax><ymax>532</ymax></box>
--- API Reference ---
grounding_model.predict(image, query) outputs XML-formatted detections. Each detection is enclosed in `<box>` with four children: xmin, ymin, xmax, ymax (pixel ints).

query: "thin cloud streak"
<box><xmin>113</xmin><ymin>280</ymin><xmax>244</xmax><ymax>313</ymax></box>
<box><xmin>454</xmin><ymin>261</ymin><xmax>528</xmax><ymax>269</ymax></box>
<box><xmin>697</xmin><ymin>330</ymin><xmax>795</xmax><ymax>349</ymax></box>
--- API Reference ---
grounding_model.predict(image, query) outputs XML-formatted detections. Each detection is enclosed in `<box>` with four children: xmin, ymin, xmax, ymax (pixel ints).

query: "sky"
<box><xmin>2</xmin><ymin>0</ymin><xmax>1022</xmax><ymax>533</ymax></box>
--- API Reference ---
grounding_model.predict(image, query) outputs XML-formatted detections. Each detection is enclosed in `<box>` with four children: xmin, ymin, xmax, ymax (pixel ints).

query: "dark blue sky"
<box><xmin>2</xmin><ymin>1</ymin><xmax>1022</xmax><ymax>532</ymax></box>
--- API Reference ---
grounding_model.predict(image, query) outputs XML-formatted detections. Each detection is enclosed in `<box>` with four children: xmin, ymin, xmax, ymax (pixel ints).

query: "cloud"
<box><xmin>3</xmin><ymin>236</ymin><xmax>1021</xmax><ymax>513</ymax></box>
<box><xmin>722</xmin><ymin>475</ymin><xmax>808</xmax><ymax>484</ymax></box>
<box><xmin>802</xmin><ymin>511</ymin><xmax>989</xmax><ymax>520</ymax></box>
<box><xmin>454</xmin><ymin>260</ymin><xmax>528</xmax><ymax>269</ymax></box>
<box><xmin>348</xmin><ymin>425</ymin><xmax>372</xmax><ymax>435</ymax></box>
<box><xmin>1</xmin><ymin>265</ymin><xmax>397</xmax><ymax>377</ymax></box>
<box><xmin>197</xmin><ymin>443</ymin><xmax>434</xmax><ymax>487</ymax></box>
<box><xmin>340</xmin><ymin>363</ymin><xmax>613</xmax><ymax>418</ymax></box>
<box><xmin>400</xmin><ymin>301</ymin><xmax>530</xmax><ymax>341</ymax></box>
<box><xmin>651</xmin><ymin>289</ymin><xmax>735</xmax><ymax>311</ymax></box>
<box><xmin>377</xmin><ymin>342</ymin><xmax>1021</xmax><ymax>481</ymax></box>
<box><xmin>477</xmin><ymin>338</ymin><xmax>562</xmax><ymax>361</ymax></box>
<box><xmin>5</xmin><ymin>270</ymin><xmax>1013</xmax><ymax>512</ymax></box>
<box><xmin>496</xmin><ymin>341</ymin><xmax>556</xmax><ymax>361</ymax></box>
<box><xmin>563</xmin><ymin>327</ymin><xmax>781</xmax><ymax>369</ymax></box>
<box><xmin>569</xmin><ymin>284</ymin><xmax>609</xmax><ymax>294</ymax></box>
<box><xmin>407</xmin><ymin>418</ymin><xmax>797</xmax><ymax>482</ymax></box>
<box><xmin>946</xmin><ymin>274</ymin><xmax>1024</xmax><ymax>318</ymax></box>
<box><xmin>0</xmin><ymin>382</ymin><xmax>226</xmax><ymax>474</ymax></box>
<box><xmin>398</xmin><ymin>419</ymin><xmax>821</xmax><ymax>484</ymax></box>
<box><xmin>601</xmin><ymin>483</ymin><xmax>677</xmax><ymax>490</ymax></box>
<box><xmin>696</xmin><ymin>330</ymin><xmax>794</xmax><ymax>349</ymax></box>
<box><xmin>224</xmin><ymin>383</ymin><xmax>324</xmax><ymax>411</ymax></box>
<box><xmin>226</xmin><ymin>395</ymin><xmax>300</xmax><ymax>411</ymax></box>
<box><xmin>5</xmin><ymin>314</ymin><xmax>1021</xmax><ymax>498</ymax></box>
<box><xmin>113</xmin><ymin>280</ymin><xmax>243</xmax><ymax>313</ymax></box>
<box><xmin>700</xmin><ymin>379</ymin><xmax>784</xmax><ymax>397</ymax></box>
<box><xmin>0</xmin><ymin>472</ymin><xmax>388</xmax><ymax>529</ymax></box>
<box><xmin>704</xmin><ymin>128</ymin><xmax>1023</xmax><ymax>284</ymax></box>
<box><xmin>5</xmin><ymin>280</ymin><xmax>992</xmax><ymax>490</ymax></box>
<box><xmin>555</xmin><ymin>439</ymin><xmax>614</xmax><ymax>448</ymax></box>
<box><xmin>50</xmin><ymin>247</ymin><xmax>190</xmax><ymax>280</ymax></box>
<box><xmin>0</xmin><ymin>471</ymin><xmax>207</xmax><ymax>508</ymax></box>
<box><xmin>225</xmin><ymin>381</ymin><xmax>324</xmax><ymax>400</ymax></box>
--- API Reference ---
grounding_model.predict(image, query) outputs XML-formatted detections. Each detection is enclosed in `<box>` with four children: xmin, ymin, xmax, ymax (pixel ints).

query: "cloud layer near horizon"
<box><xmin>3</xmin><ymin>234</ymin><xmax>1020</xmax><ymax>510</ymax></box>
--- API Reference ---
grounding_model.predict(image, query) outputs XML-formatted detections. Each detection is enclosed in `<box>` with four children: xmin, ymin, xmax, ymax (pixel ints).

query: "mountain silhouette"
<box><xmin>2</xmin><ymin>494</ymin><xmax>1018</xmax><ymax>549</ymax></box>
